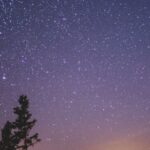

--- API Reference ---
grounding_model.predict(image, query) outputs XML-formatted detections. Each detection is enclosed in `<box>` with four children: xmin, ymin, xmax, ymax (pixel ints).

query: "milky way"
<box><xmin>1</xmin><ymin>0</ymin><xmax>150</xmax><ymax>150</ymax></box>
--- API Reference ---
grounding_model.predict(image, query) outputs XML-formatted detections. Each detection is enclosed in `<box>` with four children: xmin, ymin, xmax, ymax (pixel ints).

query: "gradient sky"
<box><xmin>0</xmin><ymin>0</ymin><xmax>150</xmax><ymax>150</ymax></box>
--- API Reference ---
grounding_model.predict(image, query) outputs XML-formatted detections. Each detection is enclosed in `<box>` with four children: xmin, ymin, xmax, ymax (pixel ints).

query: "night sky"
<box><xmin>1</xmin><ymin>0</ymin><xmax>150</xmax><ymax>150</ymax></box>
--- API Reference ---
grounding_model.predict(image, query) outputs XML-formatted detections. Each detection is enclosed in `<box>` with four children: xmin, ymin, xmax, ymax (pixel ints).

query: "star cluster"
<box><xmin>0</xmin><ymin>0</ymin><xmax>150</xmax><ymax>150</ymax></box>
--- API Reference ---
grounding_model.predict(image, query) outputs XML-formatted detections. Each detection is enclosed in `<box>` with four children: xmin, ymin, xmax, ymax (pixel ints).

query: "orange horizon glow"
<box><xmin>87</xmin><ymin>134</ymin><xmax>150</xmax><ymax>150</ymax></box>
<box><xmin>30</xmin><ymin>130</ymin><xmax>150</xmax><ymax>150</ymax></box>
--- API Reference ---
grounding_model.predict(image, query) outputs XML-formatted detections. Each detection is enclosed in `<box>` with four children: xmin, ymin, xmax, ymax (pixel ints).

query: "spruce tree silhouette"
<box><xmin>13</xmin><ymin>95</ymin><xmax>41</xmax><ymax>150</ymax></box>
<box><xmin>0</xmin><ymin>95</ymin><xmax>40</xmax><ymax>150</ymax></box>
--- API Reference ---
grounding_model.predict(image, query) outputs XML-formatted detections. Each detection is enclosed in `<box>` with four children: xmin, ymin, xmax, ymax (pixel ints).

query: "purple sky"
<box><xmin>1</xmin><ymin>0</ymin><xmax>150</xmax><ymax>149</ymax></box>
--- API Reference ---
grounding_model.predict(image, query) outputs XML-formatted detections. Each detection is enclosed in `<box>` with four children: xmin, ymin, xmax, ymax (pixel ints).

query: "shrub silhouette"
<box><xmin>0</xmin><ymin>121</ymin><xmax>15</xmax><ymax>150</ymax></box>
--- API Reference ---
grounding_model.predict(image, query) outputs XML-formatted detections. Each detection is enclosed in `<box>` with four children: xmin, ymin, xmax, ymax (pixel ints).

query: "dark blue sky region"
<box><xmin>1</xmin><ymin>0</ymin><xmax>150</xmax><ymax>150</ymax></box>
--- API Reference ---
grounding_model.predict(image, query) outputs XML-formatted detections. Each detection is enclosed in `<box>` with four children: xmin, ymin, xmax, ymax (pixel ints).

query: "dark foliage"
<box><xmin>0</xmin><ymin>95</ymin><xmax>41</xmax><ymax>150</ymax></box>
<box><xmin>0</xmin><ymin>121</ymin><xmax>15</xmax><ymax>150</ymax></box>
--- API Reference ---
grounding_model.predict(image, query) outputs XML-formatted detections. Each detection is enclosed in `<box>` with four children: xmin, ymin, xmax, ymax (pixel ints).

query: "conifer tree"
<box><xmin>13</xmin><ymin>95</ymin><xmax>41</xmax><ymax>150</ymax></box>
<box><xmin>0</xmin><ymin>95</ymin><xmax>40</xmax><ymax>150</ymax></box>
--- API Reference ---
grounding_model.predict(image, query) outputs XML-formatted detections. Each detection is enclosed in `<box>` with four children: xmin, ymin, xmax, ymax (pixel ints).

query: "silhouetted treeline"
<box><xmin>0</xmin><ymin>95</ymin><xmax>41</xmax><ymax>150</ymax></box>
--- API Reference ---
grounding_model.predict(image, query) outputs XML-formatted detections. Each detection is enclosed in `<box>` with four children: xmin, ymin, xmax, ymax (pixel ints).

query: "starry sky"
<box><xmin>0</xmin><ymin>0</ymin><xmax>150</xmax><ymax>150</ymax></box>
